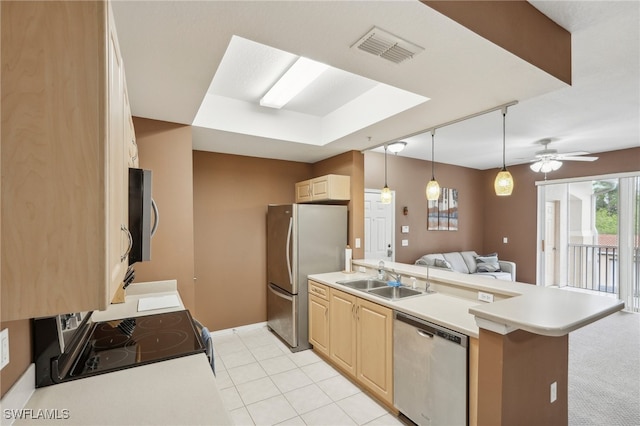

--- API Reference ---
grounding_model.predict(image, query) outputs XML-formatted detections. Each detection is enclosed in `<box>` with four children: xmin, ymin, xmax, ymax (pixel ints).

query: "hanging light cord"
<box><xmin>384</xmin><ymin>145</ymin><xmax>388</xmax><ymax>186</ymax></box>
<box><xmin>431</xmin><ymin>131</ymin><xmax>435</xmax><ymax>179</ymax></box>
<box><xmin>501</xmin><ymin>109</ymin><xmax>507</xmax><ymax>170</ymax></box>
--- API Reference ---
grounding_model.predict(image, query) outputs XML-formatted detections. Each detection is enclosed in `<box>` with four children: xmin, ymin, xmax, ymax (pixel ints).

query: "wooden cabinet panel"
<box><xmin>356</xmin><ymin>298</ymin><xmax>393</xmax><ymax>405</ymax></box>
<box><xmin>309</xmin><ymin>295</ymin><xmax>330</xmax><ymax>357</ymax></box>
<box><xmin>309</xmin><ymin>281</ymin><xmax>330</xmax><ymax>357</ymax></box>
<box><xmin>329</xmin><ymin>288</ymin><xmax>357</xmax><ymax>377</ymax></box>
<box><xmin>295</xmin><ymin>175</ymin><xmax>350</xmax><ymax>203</ymax></box>
<box><xmin>1</xmin><ymin>0</ymin><xmax>131</xmax><ymax>320</ymax></box>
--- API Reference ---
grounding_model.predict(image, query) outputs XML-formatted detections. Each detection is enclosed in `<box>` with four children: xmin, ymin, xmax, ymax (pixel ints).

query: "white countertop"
<box><xmin>310</xmin><ymin>259</ymin><xmax>624</xmax><ymax>338</ymax></box>
<box><xmin>12</xmin><ymin>280</ymin><xmax>233</xmax><ymax>426</ymax></box>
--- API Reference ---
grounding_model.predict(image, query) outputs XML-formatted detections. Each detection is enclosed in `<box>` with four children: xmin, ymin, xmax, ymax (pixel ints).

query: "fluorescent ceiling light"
<box><xmin>260</xmin><ymin>57</ymin><xmax>329</xmax><ymax>109</ymax></box>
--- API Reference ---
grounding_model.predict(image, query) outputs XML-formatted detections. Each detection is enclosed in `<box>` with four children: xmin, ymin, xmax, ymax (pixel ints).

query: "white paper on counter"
<box><xmin>137</xmin><ymin>294</ymin><xmax>181</xmax><ymax>312</ymax></box>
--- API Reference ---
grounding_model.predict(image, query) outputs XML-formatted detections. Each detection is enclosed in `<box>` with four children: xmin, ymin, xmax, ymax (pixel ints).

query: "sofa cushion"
<box><xmin>415</xmin><ymin>253</ymin><xmax>445</xmax><ymax>267</ymax></box>
<box><xmin>461</xmin><ymin>251</ymin><xmax>479</xmax><ymax>274</ymax></box>
<box><xmin>442</xmin><ymin>252</ymin><xmax>470</xmax><ymax>274</ymax></box>
<box><xmin>475</xmin><ymin>253</ymin><xmax>501</xmax><ymax>272</ymax></box>
<box><xmin>433</xmin><ymin>258</ymin><xmax>453</xmax><ymax>270</ymax></box>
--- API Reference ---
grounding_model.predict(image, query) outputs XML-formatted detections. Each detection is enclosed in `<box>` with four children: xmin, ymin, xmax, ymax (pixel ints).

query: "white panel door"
<box><xmin>364</xmin><ymin>190</ymin><xmax>394</xmax><ymax>261</ymax></box>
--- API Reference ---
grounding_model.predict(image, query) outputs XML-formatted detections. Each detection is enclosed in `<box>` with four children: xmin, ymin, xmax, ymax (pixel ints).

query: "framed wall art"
<box><xmin>427</xmin><ymin>187</ymin><xmax>458</xmax><ymax>231</ymax></box>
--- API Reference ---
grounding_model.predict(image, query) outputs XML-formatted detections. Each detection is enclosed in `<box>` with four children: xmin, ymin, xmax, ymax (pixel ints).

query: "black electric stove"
<box><xmin>34</xmin><ymin>310</ymin><xmax>205</xmax><ymax>387</ymax></box>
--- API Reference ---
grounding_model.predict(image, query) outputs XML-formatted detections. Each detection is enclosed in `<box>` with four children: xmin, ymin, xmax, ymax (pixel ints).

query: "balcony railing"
<box><xmin>568</xmin><ymin>244</ymin><xmax>618</xmax><ymax>294</ymax></box>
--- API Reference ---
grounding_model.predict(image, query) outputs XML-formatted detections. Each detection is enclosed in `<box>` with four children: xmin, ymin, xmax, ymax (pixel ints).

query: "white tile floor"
<box><xmin>212</xmin><ymin>324</ymin><xmax>405</xmax><ymax>426</ymax></box>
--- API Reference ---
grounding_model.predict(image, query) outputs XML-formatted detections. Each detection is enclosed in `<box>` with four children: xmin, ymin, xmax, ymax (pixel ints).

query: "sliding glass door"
<box><xmin>537</xmin><ymin>173</ymin><xmax>640</xmax><ymax>312</ymax></box>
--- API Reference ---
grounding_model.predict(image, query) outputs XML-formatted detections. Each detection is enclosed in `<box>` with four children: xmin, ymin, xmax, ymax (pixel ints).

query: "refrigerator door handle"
<box><xmin>286</xmin><ymin>216</ymin><xmax>293</xmax><ymax>286</ymax></box>
<box><xmin>268</xmin><ymin>283</ymin><xmax>294</xmax><ymax>301</ymax></box>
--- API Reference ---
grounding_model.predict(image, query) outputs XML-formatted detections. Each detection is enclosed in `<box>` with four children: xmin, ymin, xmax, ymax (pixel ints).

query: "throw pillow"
<box><xmin>434</xmin><ymin>258</ymin><xmax>453</xmax><ymax>270</ymax></box>
<box><xmin>475</xmin><ymin>253</ymin><xmax>501</xmax><ymax>272</ymax></box>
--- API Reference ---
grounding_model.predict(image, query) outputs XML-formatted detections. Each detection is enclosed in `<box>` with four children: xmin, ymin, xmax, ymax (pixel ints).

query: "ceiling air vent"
<box><xmin>351</xmin><ymin>26</ymin><xmax>424</xmax><ymax>64</ymax></box>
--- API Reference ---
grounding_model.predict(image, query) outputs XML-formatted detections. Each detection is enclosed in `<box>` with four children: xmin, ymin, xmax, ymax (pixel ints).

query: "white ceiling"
<box><xmin>112</xmin><ymin>0</ymin><xmax>640</xmax><ymax>170</ymax></box>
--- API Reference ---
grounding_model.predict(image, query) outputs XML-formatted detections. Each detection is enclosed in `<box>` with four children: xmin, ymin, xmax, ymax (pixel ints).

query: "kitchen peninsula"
<box><xmin>309</xmin><ymin>259</ymin><xmax>624</xmax><ymax>426</ymax></box>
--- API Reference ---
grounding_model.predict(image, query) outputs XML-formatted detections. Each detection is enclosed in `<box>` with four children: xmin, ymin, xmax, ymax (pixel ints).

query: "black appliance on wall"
<box><xmin>128</xmin><ymin>168</ymin><xmax>159</xmax><ymax>265</ymax></box>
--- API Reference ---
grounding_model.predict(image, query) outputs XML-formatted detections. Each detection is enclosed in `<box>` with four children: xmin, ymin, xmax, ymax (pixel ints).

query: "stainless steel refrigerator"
<box><xmin>267</xmin><ymin>204</ymin><xmax>347</xmax><ymax>352</ymax></box>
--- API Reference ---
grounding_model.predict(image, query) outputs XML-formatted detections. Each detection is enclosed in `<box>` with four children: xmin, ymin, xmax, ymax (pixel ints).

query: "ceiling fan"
<box><xmin>529</xmin><ymin>139</ymin><xmax>598</xmax><ymax>173</ymax></box>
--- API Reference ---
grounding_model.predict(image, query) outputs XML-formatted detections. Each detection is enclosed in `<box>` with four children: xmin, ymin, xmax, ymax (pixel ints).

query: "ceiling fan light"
<box><xmin>530</xmin><ymin>161</ymin><xmax>543</xmax><ymax>173</ymax></box>
<box><xmin>550</xmin><ymin>160</ymin><xmax>563</xmax><ymax>171</ymax></box>
<box><xmin>494</xmin><ymin>168</ymin><xmax>514</xmax><ymax>196</ymax></box>
<box><xmin>426</xmin><ymin>179</ymin><xmax>441</xmax><ymax>201</ymax></box>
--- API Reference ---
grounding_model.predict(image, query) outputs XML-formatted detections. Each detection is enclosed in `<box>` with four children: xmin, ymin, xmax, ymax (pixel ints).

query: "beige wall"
<box><xmin>313</xmin><ymin>151</ymin><xmax>366</xmax><ymax>260</ymax></box>
<box><xmin>132</xmin><ymin>118</ymin><xmax>196</xmax><ymax>311</ymax></box>
<box><xmin>364</xmin><ymin>151</ymin><xmax>486</xmax><ymax>264</ymax></box>
<box><xmin>0</xmin><ymin>319</ymin><xmax>30</xmax><ymax>398</ymax></box>
<box><xmin>193</xmin><ymin>152</ymin><xmax>313</xmax><ymax>331</ymax></box>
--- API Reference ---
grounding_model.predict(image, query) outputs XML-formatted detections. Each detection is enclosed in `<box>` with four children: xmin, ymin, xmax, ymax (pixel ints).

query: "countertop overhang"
<box><xmin>310</xmin><ymin>259</ymin><xmax>624</xmax><ymax>339</ymax></box>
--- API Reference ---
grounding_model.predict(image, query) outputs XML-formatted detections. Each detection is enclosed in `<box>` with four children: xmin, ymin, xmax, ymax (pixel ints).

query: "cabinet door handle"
<box><xmin>121</xmin><ymin>225</ymin><xmax>133</xmax><ymax>262</ymax></box>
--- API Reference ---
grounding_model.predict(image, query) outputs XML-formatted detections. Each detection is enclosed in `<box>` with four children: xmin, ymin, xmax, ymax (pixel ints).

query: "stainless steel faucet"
<box><xmin>387</xmin><ymin>269</ymin><xmax>402</xmax><ymax>284</ymax></box>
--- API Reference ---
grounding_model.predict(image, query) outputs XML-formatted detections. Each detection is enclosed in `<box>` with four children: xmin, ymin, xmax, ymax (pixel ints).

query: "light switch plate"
<box><xmin>550</xmin><ymin>381</ymin><xmax>557</xmax><ymax>403</ymax></box>
<box><xmin>401</xmin><ymin>225</ymin><xmax>409</xmax><ymax>234</ymax></box>
<box><xmin>355</xmin><ymin>238</ymin><xmax>361</xmax><ymax>249</ymax></box>
<box><xmin>401</xmin><ymin>239</ymin><xmax>409</xmax><ymax>247</ymax></box>
<box><xmin>0</xmin><ymin>328</ymin><xmax>9</xmax><ymax>370</ymax></box>
<box><xmin>503</xmin><ymin>237</ymin><xmax>509</xmax><ymax>244</ymax></box>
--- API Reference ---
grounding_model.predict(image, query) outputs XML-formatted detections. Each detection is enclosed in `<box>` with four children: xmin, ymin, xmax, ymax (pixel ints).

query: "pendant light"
<box><xmin>494</xmin><ymin>108</ymin><xmax>514</xmax><ymax>196</ymax></box>
<box><xmin>426</xmin><ymin>130</ymin><xmax>441</xmax><ymax>201</ymax></box>
<box><xmin>380</xmin><ymin>144</ymin><xmax>392</xmax><ymax>204</ymax></box>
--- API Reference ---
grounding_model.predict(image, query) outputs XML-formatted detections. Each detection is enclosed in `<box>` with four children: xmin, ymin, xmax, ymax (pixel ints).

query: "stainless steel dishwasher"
<box><xmin>394</xmin><ymin>312</ymin><xmax>468</xmax><ymax>426</ymax></box>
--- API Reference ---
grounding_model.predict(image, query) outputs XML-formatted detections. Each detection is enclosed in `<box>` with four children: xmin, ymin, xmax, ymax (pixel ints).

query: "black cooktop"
<box><xmin>69</xmin><ymin>310</ymin><xmax>205</xmax><ymax>379</ymax></box>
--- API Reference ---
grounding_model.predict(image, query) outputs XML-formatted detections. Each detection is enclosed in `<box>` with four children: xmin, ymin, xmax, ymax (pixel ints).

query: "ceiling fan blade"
<box><xmin>556</xmin><ymin>151</ymin><xmax>590</xmax><ymax>157</ymax></box>
<box><xmin>560</xmin><ymin>156</ymin><xmax>599</xmax><ymax>162</ymax></box>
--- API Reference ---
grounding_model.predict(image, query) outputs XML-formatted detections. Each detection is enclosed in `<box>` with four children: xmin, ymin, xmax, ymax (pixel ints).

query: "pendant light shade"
<box><xmin>381</xmin><ymin>145</ymin><xmax>392</xmax><ymax>204</ymax></box>
<box><xmin>494</xmin><ymin>109</ymin><xmax>514</xmax><ymax>196</ymax></box>
<box><xmin>426</xmin><ymin>131</ymin><xmax>441</xmax><ymax>201</ymax></box>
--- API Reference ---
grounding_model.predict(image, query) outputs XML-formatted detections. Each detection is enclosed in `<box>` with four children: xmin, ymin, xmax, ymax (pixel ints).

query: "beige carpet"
<box><xmin>568</xmin><ymin>311</ymin><xmax>640</xmax><ymax>425</ymax></box>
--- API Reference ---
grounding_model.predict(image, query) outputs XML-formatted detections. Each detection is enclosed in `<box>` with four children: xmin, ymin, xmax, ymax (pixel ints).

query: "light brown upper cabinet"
<box><xmin>295</xmin><ymin>174</ymin><xmax>350</xmax><ymax>203</ymax></box>
<box><xmin>1</xmin><ymin>1</ymin><xmax>132</xmax><ymax>321</ymax></box>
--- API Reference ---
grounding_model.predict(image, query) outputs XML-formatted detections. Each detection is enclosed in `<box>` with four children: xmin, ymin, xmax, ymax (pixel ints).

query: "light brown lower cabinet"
<box><xmin>308</xmin><ymin>281</ymin><xmax>331</xmax><ymax>358</ymax></box>
<box><xmin>308</xmin><ymin>283</ymin><xmax>393</xmax><ymax>407</ymax></box>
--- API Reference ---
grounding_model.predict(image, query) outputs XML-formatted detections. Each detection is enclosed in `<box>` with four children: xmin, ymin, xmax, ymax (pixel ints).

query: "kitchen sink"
<box><xmin>335</xmin><ymin>278</ymin><xmax>389</xmax><ymax>290</ymax></box>
<box><xmin>367</xmin><ymin>286</ymin><xmax>424</xmax><ymax>300</ymax></box>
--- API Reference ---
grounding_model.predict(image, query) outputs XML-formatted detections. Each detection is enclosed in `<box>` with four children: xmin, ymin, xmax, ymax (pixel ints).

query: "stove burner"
<box><xmin>137</xmin><ymin>313</ymin><xmax>183</xmax><ymax>330</ymax></box>
<box><xmin>93</xmin><ymin>334</ymin><xmax>130</xmax><ymax>349</ymax></box>
<box><xmin>63</xmin><ymin>310</ymin><xmax>204</xmax><ymax>381</ymax></box>
<box><xmin>126</xmin><ymin>330</ymin><xmax>189</xmax><ymax>354</ymax></box>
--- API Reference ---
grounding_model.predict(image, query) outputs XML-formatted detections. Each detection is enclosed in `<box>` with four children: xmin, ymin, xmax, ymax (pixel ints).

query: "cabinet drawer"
<box><xmin>308</xmin><ymin>280</ymin><xmax>329</xmax><ymax>300</ymax></box>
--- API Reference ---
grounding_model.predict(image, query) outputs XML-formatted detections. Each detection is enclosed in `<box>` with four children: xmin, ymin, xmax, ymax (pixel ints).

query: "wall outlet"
<box><xmin>550</xmin><ymin>381</ymin><xmax>557</xmax><ymax>403</ymax></box>
<box><xmin>358</xmin><ymin>266</ymin><xmax>367</xmax><ymax>273</ymax></box>
<box><xmin>0</xmin><ymin>328</ymin><xmax>9</xmax><ymax>370</ymax></box>
<box><xmin>478</xmin><ymin>291</ymin><xmax>494</xmax><ymax>303</ymax></box>
<box><xmin>355</xmin><ymin>238</ymin><xmax>361</xmax><ymax>249</ymax></box>
<box><xmin>401</xmin><ymin>225</ymin><xmax>409</xmax><ymax>234</ymax></box>
<box><xmin>401</xmin><ymin>239</ymin><xmax>409</xmax><ymax>247</ymax></box>
<box><xmin>503</xmin><ymin>237</ymin><xmax>509</xmax><ymax>244</ymax></box>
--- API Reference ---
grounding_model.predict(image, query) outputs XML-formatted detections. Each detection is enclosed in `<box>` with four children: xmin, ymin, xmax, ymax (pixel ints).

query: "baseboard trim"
<box><xmin>211</xmin><ymin>321</ymin><xmax>268</xmax><ymax>338</ymax></box>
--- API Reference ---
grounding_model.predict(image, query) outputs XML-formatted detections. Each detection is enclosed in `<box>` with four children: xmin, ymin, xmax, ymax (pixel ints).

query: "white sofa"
<box><xmin>415</xmin><ymin>251</ymin><xmax>516</xmax><ymax>281</ymax></box>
